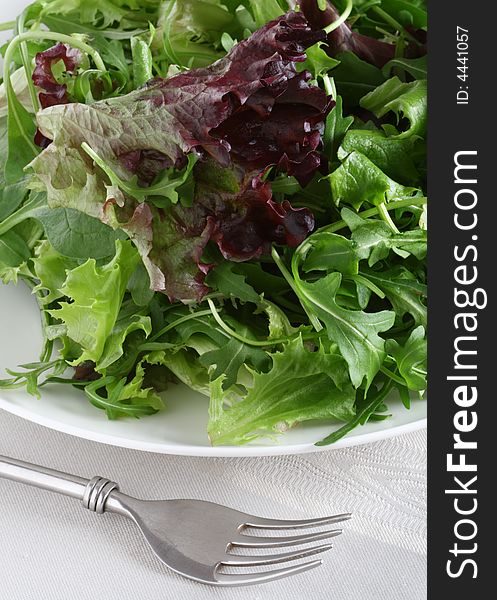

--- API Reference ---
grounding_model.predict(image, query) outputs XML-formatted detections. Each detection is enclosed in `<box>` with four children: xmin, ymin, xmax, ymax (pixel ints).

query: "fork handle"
<box><xmin>0</xmin><ymin>455</ymin><xmax>119</xmax><ymax>514</ymax></box>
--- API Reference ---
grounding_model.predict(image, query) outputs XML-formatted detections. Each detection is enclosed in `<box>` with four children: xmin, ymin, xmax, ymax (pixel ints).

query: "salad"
<box><xmin>0</xmin><ymin>0</ymin><xmax>427</xmax><ymax>446</ymax></box>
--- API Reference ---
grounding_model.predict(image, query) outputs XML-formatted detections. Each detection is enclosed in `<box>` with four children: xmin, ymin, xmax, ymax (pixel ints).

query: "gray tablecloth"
<box><xmin>0</xmin><ymin>410</ymin><xmax>426</xmax><ymax>599</ymax></box>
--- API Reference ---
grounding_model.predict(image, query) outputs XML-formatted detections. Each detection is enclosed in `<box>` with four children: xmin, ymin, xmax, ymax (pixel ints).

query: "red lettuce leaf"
<box><xmin>300</xmin><ymin>0</ymin><xmax>425</xmax><ymax>69</ymax></box>
<box><xmin>31</xmin><ymin>11</ymin><xmax>325</xmax><ymax>301</ymax></box>
<box><xmin>32</xmin><ymin>42</ymin><xmax>82</xmax><ymax>148</ymax></box>
<box><xmin>33</xmin><ymin>42</ymin><xmax>82</xmax><ymax>109</ymax></box>
<box><xmin>102</xmin><ymin>160</ymin><xmax>314</xmax><ymax>302</ymax></box>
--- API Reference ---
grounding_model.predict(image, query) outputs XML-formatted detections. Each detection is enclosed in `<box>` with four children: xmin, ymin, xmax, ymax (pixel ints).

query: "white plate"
<box><xmin>0</xmin><ymin>282</ymin><xmax>426</xmax><ymax>456</ymax></box>
<box><xmin>0</xmin><ymin>1</ymin><xmax>426</xmax><ymax>455</ymax></box>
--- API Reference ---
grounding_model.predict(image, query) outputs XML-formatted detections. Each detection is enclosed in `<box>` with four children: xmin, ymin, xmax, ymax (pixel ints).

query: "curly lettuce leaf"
<box><xmin>360</xmin><ymin>77</ymin><xmax>427</xmax><ymax>139</ymax></box>
<box><xmin>208</xmin><ymin>336</ymin><xmax>355</xmax><ymax>445</ymax></box>
<box><xmin>29</xmin><ymin>11</ymin><xmax>328</xmax><ymax>301</ymax></box>
<box><xmin>328</xmin><ymin>150</ymin><xmax>419</xmax><ymax>210</ymax></box>
<box><xmin>338</xmin><ymin>129</ymin><xmax>420</xmax><ymax>186</ymax></box>
<box><xmin>48</xmin><ymin>240</ymin><xmax>139</xmax><ymax>365</ymax></box>
<box><xmin>31</xmin><ymin>240</ymin><xmax>79</xmax><ymax>304</ymax></box>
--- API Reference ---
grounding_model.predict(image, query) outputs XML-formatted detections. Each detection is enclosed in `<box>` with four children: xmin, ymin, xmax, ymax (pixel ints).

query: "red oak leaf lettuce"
<box><xmin>300</xmin><ymin>0</ymin><xmax>425</xmax><ymax>69</ymax></box>
<box><xmin>33</xmin><ymin>42</ymin><xmax>83</xmax><ymax>108</ymax></box>
<box><xmin>32</xmin><ymin>42</ymin><xmax>83</xmax><ymax>147</ymax></box>
<box><xmin>30</xmin><ymin>11</ymin><xmax>327</xmax><ymax>301</ymax></box>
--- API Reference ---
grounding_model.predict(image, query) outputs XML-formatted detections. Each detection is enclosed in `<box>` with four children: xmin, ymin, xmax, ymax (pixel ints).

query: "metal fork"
<box><xmin>0</xmin><ymin>455</ymin><xmax>350</xmax><ymax>586</ymax></box>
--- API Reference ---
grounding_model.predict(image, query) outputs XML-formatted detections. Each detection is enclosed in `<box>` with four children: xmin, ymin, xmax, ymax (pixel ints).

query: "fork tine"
<box><xmin>232</xmin><ymin>528</ymin><xmax>342</xmax><ymax>548</ymax></box>
<box><xmin>243</xmin><ymin>513</ymin><xmax>352</xmax><ymax>530</ymax></box>
<box><xmin>221</xmin><ymin>543</ymin><xmax>333</xmax><ymax>566</ymax></box>
<box><xmin>214</xmin><ymin>559</ymin><xmax>322</xmax><ymax>585</ymax></box>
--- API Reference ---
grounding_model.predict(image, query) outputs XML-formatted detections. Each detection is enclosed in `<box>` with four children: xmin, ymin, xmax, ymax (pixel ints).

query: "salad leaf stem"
<box><xmin>207</xmin><ymin>298</ymin><xmax>321</xmax><ymax>347</ymax></box>
<box><xmin>324</xmin><ymin>0</ymin><xmax>353</xmax><ymax>34</ymax></box>
<box><xmin>380</xmin><ymin>365</ymin><xmax>408</xmax><ymax>386</ymax></box>
<box><xmin>0</xmin><ymin>21</ymin><xmax>15</xmax><ymax>31</ymax></box>
<box><xmin>0</xmin><ymin>193</ymin><xmax>46</xmax><ymax>237</ymax></box>
<box><xmin>4</xmin><ymin>32</ymin><xmax>107</xmax><ymax>77</ymax></box>
<box><xmin>271</xmin><ymin>246</ymin><xmax>322</xmax><ymax>331</ymax></box>
<box><xmin>371</xmin><ymin>6</ymin><xmax>419</xmax><ymax>44</ymax></box>
<box><xmin>147</xmin><ymin>309</ymin><xmax>213</xmax><ymax>343</ymax></box>
<box><xmin>15</xmin><ymin>9</ymin><xmax>40</xmax><ymax>113</ymax></box>
<box><xmin>315</xmin><ymin>378</ymin><xmax>395</xmax><ymax>446</ymax></box>
<box><xmin>350</xmin><ymin>274</ymin><xmax>385</xmax><ymax>299</ymax></box>
<box><xmin>377</xmin><ymin>201</ymin><xmax>400</xmax><ymax>233</ymax></box>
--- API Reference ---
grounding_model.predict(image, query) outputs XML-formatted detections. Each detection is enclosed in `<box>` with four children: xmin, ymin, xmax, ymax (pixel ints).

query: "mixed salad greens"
<box><xmin>0</xmin><ymin>0</ymin><xmax>427</xmax><ymax>446</ymax></box>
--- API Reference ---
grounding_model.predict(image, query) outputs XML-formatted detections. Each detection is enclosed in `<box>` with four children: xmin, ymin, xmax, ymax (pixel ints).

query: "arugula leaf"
<box><xmin>360</xmin><ymin>76</ymin><xmax>427</xmax><ymax>139</ymax></box>
<box><xmin>294</xmin><ymin>271</ymin><xmax>395</xmax><ymax>388</ymax></box>
<box><xmin>205</xmin><ymin>261</ymin><xmax>260</xmax><ymax>304</ymax></box>
<box><xmin>338</xmin><ymin>129</ymin><xmax>420</xmax><ymax>185</ymax></box>
<box><xmin>85</xmin><ymin>353</ymin><xmax>165</xmax><ymax>421</ymax></box>
<box><xmin>208</xmin><ymin>336</ymin><xmax>356</xmax><ymax>445</ymax></box>
<box><xmin>301</xmin><ymin>42</ymin><xmax>340</xmax><ymax>78</ymax></box>
<box><xmin>342</xmin><ymin>208</ymin><xmax>427</xmax><ymax>267</ymax></box>
<box><xmin>329</xmin><ymin>150</ymin><xmax>418</xmax><ymax>210</ymax></box>
<box><xmin>323</xmin><ymin>94</ymin><xmax>354</xmax><ymax>164</ymax></box>
<box><xmin>49</xmin><ymin>240</ymin><xmax>139</xmax><ymax>365</ymax></box>
<box><xmin>343</xmin><ymin>208</ymin><xmax>427</xmax><ymax>264</ymax></box>
<box><xmin>0</xmin><ymin>229</ymin><xmax>31</xmax><ymax>283</ymax></box>
<box><xmin>199</xmin><ymin>332</ymin><xmax>269</xmax><ymax>390</ymax></box>
<box><xmin>303</xmin><ymin>232</ymin><xmax>359</xmax><ymax>276</ymax></box>
<box><xmin>382</xmin><ymin>56</ymin><xmax>427</xmax><ymax>80</ymax></box>
<box><xmin>386</xmin><ymin>325</ymin><xmax>426</xmax><ymax>391</ymax></box>
<box><xmin>330</xmin><ymin>51</ymin><xmax>385</xmax><ymax>105</ymax></box>
<box><xmin>161</xmin><ymin>307</ymin><xmax>270</xmax><ymax>390</ymax></box>
<box><xmin>361</xmin><ymin>265</ymin><xmax>427</xmax><ymax>327</ymax></box>
<box><xmin>315</xmin><ymin>378</ymin><xmax>394</xmax><ymax>446</ymax></box>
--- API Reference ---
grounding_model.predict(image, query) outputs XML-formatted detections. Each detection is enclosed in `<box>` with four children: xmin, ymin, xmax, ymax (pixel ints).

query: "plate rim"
<box><xmin>0</xmin><ymin>396</ymin><xmax>426</xmax><ymax>456</ymax></box>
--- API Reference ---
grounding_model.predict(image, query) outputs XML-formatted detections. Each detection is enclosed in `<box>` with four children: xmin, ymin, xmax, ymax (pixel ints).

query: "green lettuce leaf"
<box><xmin>360</xmin><ymin>77</ymin><xmax>427</xmax><ymax>139</ymax></box>
<box><xmin>328</xmin><ymin>150</ymin><xmax>418</xmax><ymax>210</ymax></box>
<box><xmin>338</xmin><ymin>129</ymin><xmax>420</xmax><ymax>186</ymax></box>
<box><xmin>208</xmin><ymin>336</ymin><xmax>356</xmax><ymax>445</ymax></box>
<box><xmin>31</xmin><ymin>240</ymin><xmax>79</xmax><ymax>304</ymax></box>
<box><xmin>48</xmin><ymin>240</ymin><xmax>139</xmax><ymax>365</ymax></box>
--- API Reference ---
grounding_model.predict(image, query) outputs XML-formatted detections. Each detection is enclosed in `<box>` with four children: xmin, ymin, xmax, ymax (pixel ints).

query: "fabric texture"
<box><xmin>0</xmin><ymin>410</ymin><xmax>426</xmax><ymax>599</ymax></box>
